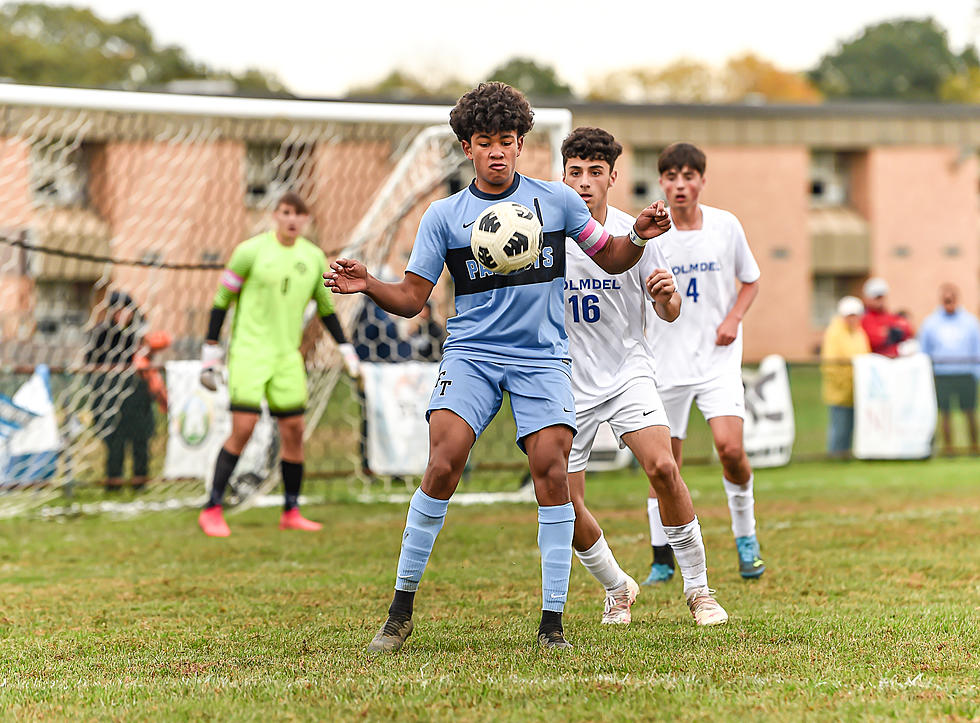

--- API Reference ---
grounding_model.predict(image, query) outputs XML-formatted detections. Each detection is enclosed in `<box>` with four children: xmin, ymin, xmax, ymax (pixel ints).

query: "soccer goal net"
<box><xmin>0</xmin><ymin>84</ymin><xmax>572</xmax><ymax>517</ymax></box>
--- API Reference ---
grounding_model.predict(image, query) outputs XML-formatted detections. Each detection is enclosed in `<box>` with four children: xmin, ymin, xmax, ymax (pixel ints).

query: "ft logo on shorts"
<box><xmin>435</xmin><ymin>370</ymin><xmax>453</xmax><ymax>397</ymax></box>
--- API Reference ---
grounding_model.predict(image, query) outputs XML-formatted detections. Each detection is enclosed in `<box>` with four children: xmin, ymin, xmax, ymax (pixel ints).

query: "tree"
<box><xmin>485</xmin><ymin>58</ymin><xmax>573</xmax><ymax>98</ymax></box>
<box><xmin>0</xmin><ymin>2</ymin><xmax>284</xmax><ymax>93</ymax></box>
<box><xmin>347</xmin><ymin>70</ymin><xmax>468</xmax><ymax>100</ymax></box>
<box><xmin>723</xmin><ymin>54</ymin><xmax>821</xmax><ymax>104</ymax></box>
<box><xmin>809</xmin><ymin>18</ymin><xmax>978</xmax><ymax>101</ymax></box>
<box><xmin>587</xmin><ymin>60</ymin><xmax>717</xmax><ymax>103</ymax></box>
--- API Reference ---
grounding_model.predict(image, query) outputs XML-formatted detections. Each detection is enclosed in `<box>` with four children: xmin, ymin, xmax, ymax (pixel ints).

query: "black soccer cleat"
<box><xmin>537</xmin><ymin>629</ymin><xmax>573</xmax><ymax>649</ymax></box>
<box><xmin>366</xmin><ymin>616</ymin><xmax>413</xmax><ymax>653</ymax></box>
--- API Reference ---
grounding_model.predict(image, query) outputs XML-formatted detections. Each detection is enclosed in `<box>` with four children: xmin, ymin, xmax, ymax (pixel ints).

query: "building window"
<box><xmin>631</xmin><ymin>147</ymin><xmax>665</xmax><ymax>208</ymax></box>
<box><xmin>811</xmin><ymin>273</ymin><xmax>863</xmax><ymax>328</ymax></box>
<box><xmin>30</xmin><ymin>139</ymin><xmax>97</xmax><ymax>208</ymax></box>
<box><xmin>245</xmin><ymin>142</ymin><xmax>313</xmax><ymax>209</ymax></box>
<box><xmin>34</xmin><ymin>280</ymin><xmax>94</xmax><ymax>345</ymax></box>
<box><xmin>809</xmin><ymin>151</ymin><xmax>852</xmax><ymax>207</ymax></box>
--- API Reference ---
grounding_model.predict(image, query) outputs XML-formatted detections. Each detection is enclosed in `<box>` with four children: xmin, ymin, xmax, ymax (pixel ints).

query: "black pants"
<box><xmin>105</xmin><ymin>427</ymin><xmax>150</xmax><ymax>478</ymax></box>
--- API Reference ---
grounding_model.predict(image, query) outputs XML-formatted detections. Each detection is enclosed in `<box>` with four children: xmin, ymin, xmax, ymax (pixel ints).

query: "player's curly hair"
<box><xmin>561</xmin><ymin>127</ymin><xmax>623</xmax><ymax>171</ymax></box>
<box><xmin>449</xmin><ymin>82</ymin><xmax>534</xmax><ymax>142</ymax></box>
<box><xmin>658</xmin><ymin>142</ymin><xmax>706</xmax><ymax>175</ymax></box>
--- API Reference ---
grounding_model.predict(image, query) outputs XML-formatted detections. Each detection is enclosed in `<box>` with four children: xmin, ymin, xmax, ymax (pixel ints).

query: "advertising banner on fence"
<box><xmin>743</xmin><ymin>355</ymin><xmax>795</xmax><ymax>468</ymax></box>
<box><xmin>163</xmin><ymin>361</ymin><xmax>277</xmax><ymax>486</ymax></box>
<box><xmin>588</xmin><ymin>354</ymin><xmax>796</xmax><ymax>471</ymax></box>
<box><xmin>853</xmin><ymin>352</ymin><xmax>936</xmax><ymax>460</ymax></box>
<box><xmin>0</xmin><ymin>364</ymin><xmax>61</xmax><ymax>485</ymax></box>
<box><xmin>361</xmin><ymin>362</ymin><xmax>438</xmax><ymax>476</ymax></box>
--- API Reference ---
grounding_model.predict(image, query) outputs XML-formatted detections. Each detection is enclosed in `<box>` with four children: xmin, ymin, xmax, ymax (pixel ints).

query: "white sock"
<box><xmin>663</xmin><ymin>517</ymin><xmax>709</xmax><ymax>594</ymax></box>
<box><xmin>647</xmin><ymin>497</ymin><xmax>668</xmax><ymax>547</ymax></box>
<box><xmin>723</xmin><ymin>474</ymin><xmax>756</xmax><ymax>538</ymax></box>
<box><xmin>574</xmin><ymin>533</ymin><xmax>628</xmax><ymax>592</ymax></box>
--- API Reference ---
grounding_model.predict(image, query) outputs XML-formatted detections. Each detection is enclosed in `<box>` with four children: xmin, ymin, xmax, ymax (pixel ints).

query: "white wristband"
<box><xmin>629</xmin><ymin>226</ymin><xmax>648</xmax><ymax>247</ymax></box>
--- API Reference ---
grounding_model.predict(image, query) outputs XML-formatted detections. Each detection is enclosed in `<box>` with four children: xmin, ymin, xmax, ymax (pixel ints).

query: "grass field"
<box><xmin>2</xmin><ymin>457</ymin><xmax>979</xmax><ymax>721</ymax></box>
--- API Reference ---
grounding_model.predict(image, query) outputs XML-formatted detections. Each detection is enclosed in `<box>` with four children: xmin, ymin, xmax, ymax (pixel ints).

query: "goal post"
<box><xmin>0</xmin><ymin>84</ymin><xmax>572</xmax><ymax>517</ymax></box>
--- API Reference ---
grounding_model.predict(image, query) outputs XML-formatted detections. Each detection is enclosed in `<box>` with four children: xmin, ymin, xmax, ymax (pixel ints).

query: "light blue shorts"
<box><xmin>427</xmin><ymin>355</ymin><xmax>576</xmax><ymax>452</ymax></box>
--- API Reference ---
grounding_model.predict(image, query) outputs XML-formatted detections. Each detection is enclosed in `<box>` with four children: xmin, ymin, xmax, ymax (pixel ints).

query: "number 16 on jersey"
<box><xmin>568</xmin><ymin>294</ymin><xmax>600</xmax><ymax>323</ymax></box>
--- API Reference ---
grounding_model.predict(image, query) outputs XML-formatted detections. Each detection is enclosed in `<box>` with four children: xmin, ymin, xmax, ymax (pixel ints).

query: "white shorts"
<box><xmin>568</xmin><ymin>379</ymin><xmax>670</xmax><ymax>473</ymax></box>
<box><xmin>659</xmin><ymin>374</ymin><xmax>745</xmax><ymax>440</ymax></box>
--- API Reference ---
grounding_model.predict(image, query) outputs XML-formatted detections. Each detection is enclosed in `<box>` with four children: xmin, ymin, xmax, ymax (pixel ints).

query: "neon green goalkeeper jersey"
<box><xmin>213</xmin><ymin>231</ymin><xmax>334</xmax><ymax>358</ymax></box>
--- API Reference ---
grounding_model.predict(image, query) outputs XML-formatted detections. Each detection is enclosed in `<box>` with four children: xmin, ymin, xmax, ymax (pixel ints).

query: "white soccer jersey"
<box><xmin>647</xmin><ymin>204</ymin><xmax>761</xmax><ymax>388</ymax></box>
<box><xmin>565</xmin><ymin>205</ymin><xmax>673</xmax><ymax>412</ymax></box>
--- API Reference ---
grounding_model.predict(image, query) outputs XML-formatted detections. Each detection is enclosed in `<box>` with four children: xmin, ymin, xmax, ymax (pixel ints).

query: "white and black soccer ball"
<box><xmin>470</xmin><ymin>201</ymin><xmax>543</xmax><ymax>275</ymax></box>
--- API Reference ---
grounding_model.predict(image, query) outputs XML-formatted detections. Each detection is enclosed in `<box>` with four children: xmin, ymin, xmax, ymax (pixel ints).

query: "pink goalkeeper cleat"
<box><xmin>279</xmin><ymin>508</ymin><xmax>323</xmax><ymax>531</ymax></box>
<box><xmin>198</xmin><ymin>506</ymin><xmax>230</xmax><ymax>537</ymax></box>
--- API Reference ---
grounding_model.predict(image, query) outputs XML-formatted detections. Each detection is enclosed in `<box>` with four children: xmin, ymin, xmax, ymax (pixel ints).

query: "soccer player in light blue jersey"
<box><xmin>324</xmin><ymin>82</ymin><xmax>671</xmax><ymax>651</ymax></box>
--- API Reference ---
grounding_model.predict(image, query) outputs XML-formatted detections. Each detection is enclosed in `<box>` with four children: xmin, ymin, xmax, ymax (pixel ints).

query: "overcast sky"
<box><xmin>50</xmin><ymin>0</ymin><xmax>980</xmax><ymax>96</ymax></box>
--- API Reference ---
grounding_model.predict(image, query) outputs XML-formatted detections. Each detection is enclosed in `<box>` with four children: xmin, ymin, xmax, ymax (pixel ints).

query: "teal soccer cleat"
<box><xmin>736</xmin><ymin>535</ymin><xmax>766</xmax><ymax>579</ymax></box>
<box><xmin>641</xmin><ymin>563</ymin><xmax>675</xmax><ymax>586</ymax></box>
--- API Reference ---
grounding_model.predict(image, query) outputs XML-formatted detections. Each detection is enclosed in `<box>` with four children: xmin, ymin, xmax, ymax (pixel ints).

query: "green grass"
<box><xmin>2</xmin><ymin>458</ymin><xmax>980</xmax><ymax>721</ymax></box>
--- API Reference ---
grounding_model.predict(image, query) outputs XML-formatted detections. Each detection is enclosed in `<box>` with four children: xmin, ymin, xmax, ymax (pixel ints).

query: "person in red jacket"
<box><xmin>861</xmin><ymin>277</ymin><xmax>913</xmax><ymax>358</ymax></box>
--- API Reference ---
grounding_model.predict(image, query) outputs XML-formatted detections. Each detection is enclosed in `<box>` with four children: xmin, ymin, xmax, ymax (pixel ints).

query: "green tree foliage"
<box><xmin>809</xmin><ymin>18</ymin><xmax>978</xmax><ymax>101</ymax></box>
<box><xmin>485</xmin><ymin>57</ymin><xmax>573</xmax><ymax>98</ymax></box>
<box><xmin>347</xmin><ymin>70</ymin><xmax>469</xmax><ymax>100</ymax></box>
<box><xmin>0</xmin><ymin>2</ymin><xmax>284</xmax><ymax>92</ymax></box>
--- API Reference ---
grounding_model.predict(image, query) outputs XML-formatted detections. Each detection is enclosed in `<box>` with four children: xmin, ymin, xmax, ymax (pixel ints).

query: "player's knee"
<box><xmin>716</xmin><ymin>439</ymin><xmax>745</xmax><ymax>467</ymax></box>
<box><xmin>643</xmin><ymin>454</ymin><xmax>678</xmax><ymax>488</ymax></box>
<box><xmin>424</xmin><ymin>454</ymin><xmax>463</xmax><ymax>489</ymax></box>
<box><xmin>531</xmin><ymin>455</ymin><xmax>567</xmax><ymax>488</ymax></box>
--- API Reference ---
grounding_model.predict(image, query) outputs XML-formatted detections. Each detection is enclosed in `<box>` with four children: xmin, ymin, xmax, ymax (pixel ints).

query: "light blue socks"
<box><xmin>394</xmin><ymin>488</ymin><xmax>449</xmax><ymax>592</ymax></box>
<box><xmin>538</xmin><ymin>503</ymin><xmax>575</xmax><ymax>612</ymax></box>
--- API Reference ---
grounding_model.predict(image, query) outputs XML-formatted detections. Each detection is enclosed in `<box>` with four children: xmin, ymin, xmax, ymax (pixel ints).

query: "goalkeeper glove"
<box><xmin>200</xmin><ymin>343</ymin><xmax>224</xmax><ymax>391</ymax></box>
<box><xmin>339</xmin><ymin>343</ymin><xmax>360</xmax><ymax>378</ymax></box>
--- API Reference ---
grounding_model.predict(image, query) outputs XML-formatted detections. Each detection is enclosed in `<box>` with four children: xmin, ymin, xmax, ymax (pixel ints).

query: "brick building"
<box><xmin>1</xmin><ymin>88</ymin><xmax>978</xmax><ymax>365</ymax></box>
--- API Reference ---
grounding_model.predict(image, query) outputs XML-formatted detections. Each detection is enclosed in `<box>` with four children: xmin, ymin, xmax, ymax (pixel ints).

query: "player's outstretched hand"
<box><xmin>645</xmin><ymin>269</ymin><xmax>676</xmax><ymax>303</ymax></box>
<box><xmin>324</xmin><ymin>258</ymin><xmax>369</xmax><ymax>294</ymax></box>
<box><xmin>633</xmin><ymin>200</ymin><xmax>671</xmax><ymax>240</ymax></box>
<box><xmin>715</xmin><ymin>315</ymin><xmax>739</xmax><ymax>346</ymax></box>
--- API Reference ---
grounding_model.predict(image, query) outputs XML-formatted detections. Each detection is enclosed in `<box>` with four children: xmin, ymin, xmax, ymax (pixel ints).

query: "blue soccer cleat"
<box><xmin>736</xmin><ymin>535</ymin><xmax>766</xmax><ymax>579</ymax></box>
<box><xmin>641</xmin><ymin>563</ymin><xmax>675</xmax><ymax>586</ymax></box>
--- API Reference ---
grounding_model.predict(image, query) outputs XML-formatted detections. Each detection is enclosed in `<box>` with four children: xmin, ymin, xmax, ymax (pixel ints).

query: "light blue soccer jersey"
<box><xmin>406</xmin><ymin>173</ymin><xmax>597</xmax><ymax>367</ymax></box>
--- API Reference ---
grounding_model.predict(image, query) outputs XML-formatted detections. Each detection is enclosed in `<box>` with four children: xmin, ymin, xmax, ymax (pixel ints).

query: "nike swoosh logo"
<box><xmin>462</xmin><ymin>220</ymin><xmax>476</xmax><ymax>228</ymax></box>
<box><xmin>563</xmin><ymin>408</ymin><xmax>573</xmax><ymax>413</ymax></box>
<box><xmin>550</xmin><ymin>593</ymin><xmax>565</xmax><ymax>599</ymax></box>
<box><xmin>642</xmin><ymin>410</ymin><xmax>656</xmax><ymax>416</ymax></box>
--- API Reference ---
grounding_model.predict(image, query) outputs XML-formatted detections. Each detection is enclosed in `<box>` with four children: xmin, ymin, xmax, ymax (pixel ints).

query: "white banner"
<box><xmin>0</xmin><ymin>365</ymin><xmax>62</xmax><ymax>485</ymax></box>
<box><xmin>743</xmin><ymin>355</ymin><xmax>795</xmax><ymax>468</ymax></box>
<box><xmin>163</xmin><ymin>361</ymin><xmax>276</xmax><ymax>486</ymax></box>
<box><xmin>853</xmin><ymin>352</ymin><xmax>936</xmax><ymax>460</ymax></box>
<box><xmin>362</xmin><ymin>362</ymin><xmax>438</xmax><ymax>476</ymax></box>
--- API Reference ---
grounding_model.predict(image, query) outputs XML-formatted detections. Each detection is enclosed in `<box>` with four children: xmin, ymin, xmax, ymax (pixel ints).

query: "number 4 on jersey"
<box><xmin>685</xmin><ymin>277</ymin><xmax>699</xmax><ymax>303</ymax></box>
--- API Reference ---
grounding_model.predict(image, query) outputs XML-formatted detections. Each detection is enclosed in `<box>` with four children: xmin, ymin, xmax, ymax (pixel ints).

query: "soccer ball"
<box><xmin>470</xmin><ymin>201</ymin><xmax>543</xmax><ymax>275</ymax></box>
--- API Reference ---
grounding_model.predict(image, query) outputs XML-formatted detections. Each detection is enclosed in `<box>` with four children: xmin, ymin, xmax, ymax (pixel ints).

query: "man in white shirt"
<box><xmin>562</xmin><ymin>127</ymin><xmax>727</xmax><ymax>626</ymax></box>
<box><xmin>643</xmin><ymin>142</ymin><xmax>766</xmax><ymax>583</ymax></box>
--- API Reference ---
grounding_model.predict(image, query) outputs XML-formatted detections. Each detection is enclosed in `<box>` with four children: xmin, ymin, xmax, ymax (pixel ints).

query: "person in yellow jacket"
<box><xmin>821</xmin><ymin>296</ymin><xmax>871</xmax><ymax>457</ymax></box>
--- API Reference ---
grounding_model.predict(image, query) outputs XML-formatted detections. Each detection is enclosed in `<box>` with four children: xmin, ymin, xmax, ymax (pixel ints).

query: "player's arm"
<box><xmin>206</xmin><ymin>243</ymin><xmax>255</xmax><ymax>345</ymax></box>
<box><xmin>200</xmin><ymin>243</ymin><xmax>255</xmax><ymax>389</ymax></box>
<box><xmin>589</xmin><ymin>201</ymin><xmax>672</xmax><ymax>274</ymax></box>
<box><xmin>716</xmin><ymin>281</ymin><xmax>759</xmax><ymax>346</ymax></box>
<box><xmin>325</xmin><ymin>204</ymin><xmax>440</xmax><ymax>318</ymax></box>
<box><xmin>313</xmin><ymin>272</ymin><xmax>360</xmax><ymax>376</ymax></box>
<box><xmin>324</xmin><ymin>262</ymin><xmax>434</xmax><ymax>318</ymax></box>
<box><xmin>717</xmin><ymin>219</ymin><xmax>761</xmax><ymax>346</ymax></box>
<box><xmin>645</xmin><ymin>269</ymin><xmax>681</xmax><ymax>322</ymax></box>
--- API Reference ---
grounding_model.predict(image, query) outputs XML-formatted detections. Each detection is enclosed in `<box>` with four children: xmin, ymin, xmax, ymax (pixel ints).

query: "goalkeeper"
<box><xmin>198</xmin><ymin>192</ymin><xmax>359</xmax><ymax>537</ymax></box>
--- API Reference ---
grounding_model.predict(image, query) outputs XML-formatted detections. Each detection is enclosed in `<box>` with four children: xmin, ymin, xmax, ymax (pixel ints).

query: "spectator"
<box><xmin>821</xmin><ymin>296</ymin><xmax>871</xmax><ymax>458</ymax></box>
<box><xmin>85</xmin><ymin>291</ymin><xmax>157</xmax><ymax>491</ymax></box>
<box><xmin>861</xmin><ymin>277</ymin><xmax>913</xmax><ymax>358</ymax></box>
<box><xmin>410</xmin><ymin>301</ymin><xmax>446</xmax><ymax>362</ymax></box>
<box><xmin>918</xmin><ymin>284</ymin><xmax>980</xmax><ymax>456</ymax></box>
